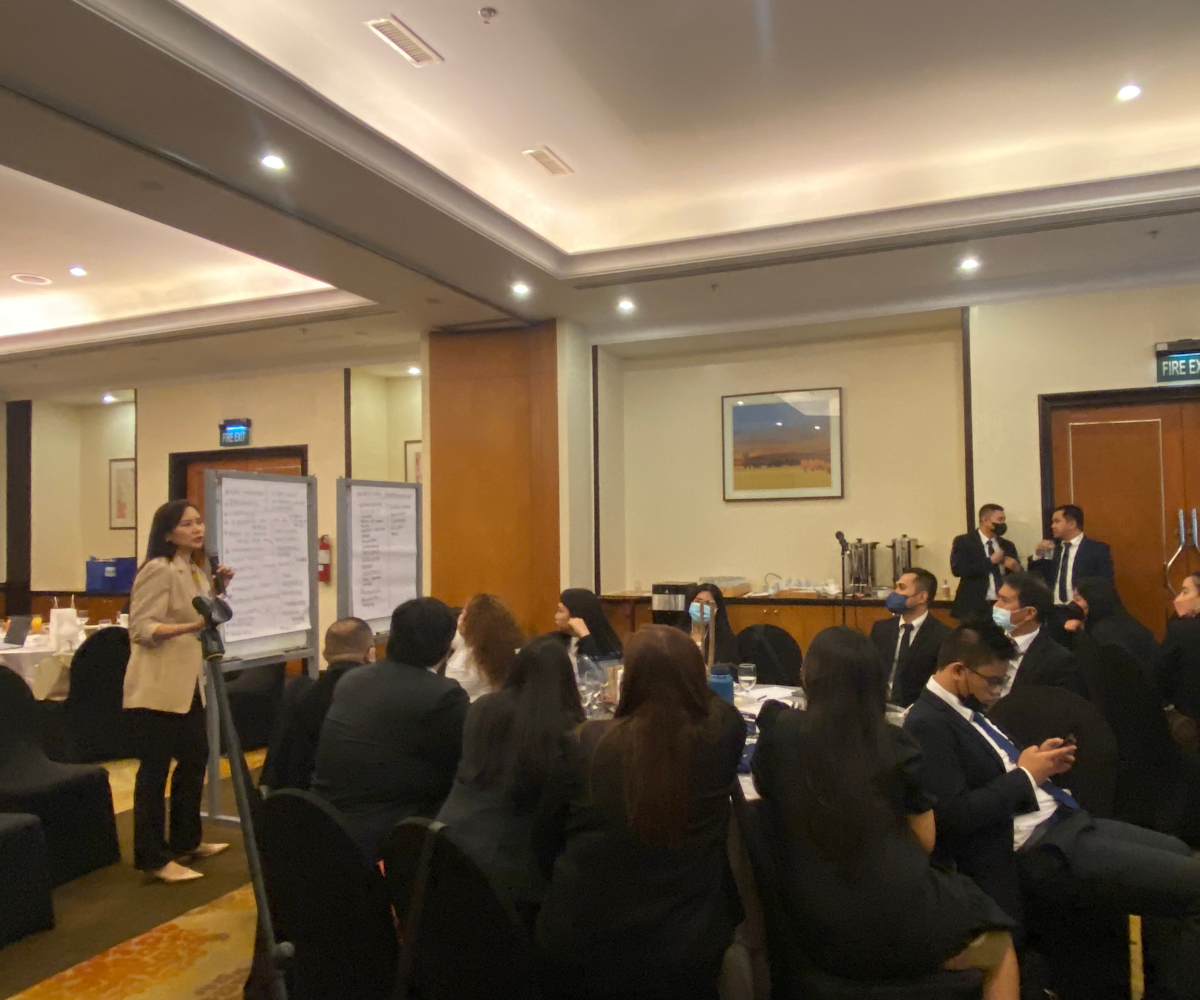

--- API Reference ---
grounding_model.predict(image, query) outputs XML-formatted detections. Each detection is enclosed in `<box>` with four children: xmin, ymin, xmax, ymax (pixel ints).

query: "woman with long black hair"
<box><xmin>554</xmin><ymin>588</ymin><xmax>623</xmax><ymax>660</ymax></box>
<box><xmin>753</xmin><ymin>626</ymin><xmax>1018</xmax><ymax>999</ymax></box>
<box><xmin>683</xmin><ymin>582</ymin><xmax>739</xmax><ymax>666</ymax></box>
<box><xmin>124</xmin><ymin>500</ymin><xmax>234</xmax><ymax>883</ymax></box>
<box><xmin>536</xmin><ymin>625</ymin><xmax>746</xmax><ymax>1000</ymax></box>
<box><xmin>436</xmin><ymin>636</ymin><xmax>584</xmax><ymax>927</ymax></box>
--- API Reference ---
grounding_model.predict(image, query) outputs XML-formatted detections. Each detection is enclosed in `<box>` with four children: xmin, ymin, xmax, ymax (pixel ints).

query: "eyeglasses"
<box><xmin>965</xmin><ymin>666</ymin><xmax>1007</xmax><ymax>690</ymax></box>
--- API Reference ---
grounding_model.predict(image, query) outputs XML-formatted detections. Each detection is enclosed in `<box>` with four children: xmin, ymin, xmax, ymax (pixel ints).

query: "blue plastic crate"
<box><xmin>85</xmin><ymin>557</ymin><xmax>137</xmax><ymax>593</ymax></box>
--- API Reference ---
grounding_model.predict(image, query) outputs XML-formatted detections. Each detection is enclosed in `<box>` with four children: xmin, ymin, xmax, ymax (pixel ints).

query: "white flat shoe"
<box><xmin>152</xmin><ymin>860</ymin><xmax>204</xmax><ymax>883</ymax></box>
<box><xmin>182</xmin><ymin>842</ymin><xmax>230</xmax><ymax>861</ymax></box>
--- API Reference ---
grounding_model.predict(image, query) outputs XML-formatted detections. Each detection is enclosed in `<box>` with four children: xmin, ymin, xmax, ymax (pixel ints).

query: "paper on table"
<box><xmin>220</xmin><ymin>478</ymin><xmax>312</xmax><ymax>644</ymax></box>
<box><xmin>350</xmin><ymin>485</ymin><xmax>418</xmax><ymax>622</ymax></box>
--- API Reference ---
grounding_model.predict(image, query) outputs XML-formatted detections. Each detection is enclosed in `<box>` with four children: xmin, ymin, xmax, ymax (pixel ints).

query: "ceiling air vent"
<box><xmin>366</xmin><ymin>15</ymin><xmax>443</xmax><ymax>66</ymax></box>
<box><xmin>523</xmin><ymin>146</ymin><xmax>574</xmax><ymax>176</ymax></box>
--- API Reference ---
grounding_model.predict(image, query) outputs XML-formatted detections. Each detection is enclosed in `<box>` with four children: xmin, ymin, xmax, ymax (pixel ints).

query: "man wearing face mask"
<box><xmin>992</xmin><ymin>573</ymin><xmax>1088</xmax><ymax>699</ymax></box>
<box><xmin>907</xmin><ymin>619</ymin><xmax>1200</xmax><ymax>1000</ymax></box>
<box><xmin>870</xmin><ymin>567</ymin><xmax>950</xmax><ymax>707</ymax></box>
<box><xmin>950</xmin><ymin>504</ymin><xmax>1021</xmax><ymax>622</ymax></box>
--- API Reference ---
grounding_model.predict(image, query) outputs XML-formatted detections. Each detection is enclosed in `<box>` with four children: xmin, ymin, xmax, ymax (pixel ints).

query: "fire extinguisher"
<box><xmin>318</xmin><ymin>534</ymin><xmax>332</xmax><ymax>584</ymax></box>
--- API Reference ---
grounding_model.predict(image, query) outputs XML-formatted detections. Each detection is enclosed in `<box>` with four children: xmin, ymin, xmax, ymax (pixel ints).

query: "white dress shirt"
<box><xmin>981</xmin><ymin>530</ymin><xmax>1001</xmax><ymax>601</ymax></box>
<box><xmin>1035</xmin><ymin>533</ymin><xmax>1085</xmax><ymax>604</ymax></box>
<box><xmin>924</xmin><ymin>677</ymin><xmax>1059</xmax><ymax>849</ymax></box>
<box><xmin>443</xmin><ymin>633</ymin><xmax>498</xmax><ymax>702</ymax></box>
<box><xmin>887</xmin><ymin>611</ymin><xmax>928</xmax><ymax>699</ymax></box>
<box><xmin>1000</xmin><ymin>627</ymin><xmax>1039</xmax><ymax>697</ymax></box>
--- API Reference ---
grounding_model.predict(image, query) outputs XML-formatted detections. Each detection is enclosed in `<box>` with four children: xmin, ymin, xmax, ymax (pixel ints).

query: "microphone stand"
<box><xmin>194</xmin><ymin>596</ymin><xmax>293</xmax><ymax>1000</ymax></box>
<box><xmin>836</xmin><ymin>534</ymin><xmax>850</xmax><ymax>626</ymax></box>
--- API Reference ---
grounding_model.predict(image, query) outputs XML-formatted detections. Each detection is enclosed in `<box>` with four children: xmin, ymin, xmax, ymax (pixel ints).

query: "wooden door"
<box><xmin>170</xmin><ymin>448</ymin><xmax>307</xmax><ymax>520</ymax></box>
<box><xmin>1049</xmin><ymin>403</ymin><xmax>1190</xmax><ymax>637</ymax></box>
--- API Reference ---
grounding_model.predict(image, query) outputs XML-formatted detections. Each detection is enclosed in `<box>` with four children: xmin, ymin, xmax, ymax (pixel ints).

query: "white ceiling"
<box><xmin>174</xmin><ymin>0</ymin><xmax>1200</xmax><ymax>253</ymax></box>
<box><xmin>0</xmin><ymin>163</ymin><xmax>332</xmax><ymax>337</ymax></box>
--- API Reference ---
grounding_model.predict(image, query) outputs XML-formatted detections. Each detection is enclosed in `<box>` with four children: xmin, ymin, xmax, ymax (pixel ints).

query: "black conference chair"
<box><xmin>42</xmin><ymin>626</ymin><xmax>136</xmax><ymax>763</ymax></box>
<box><xmin>0</xmin><ymin>813</ymin><xmax>55</xmax><ymax>946</ymax></box>
<box><xmin>226</xmin><ymin>661</ymin><xmax>287</xmax><ymax>751</ymax></box>
<box><xmin>0</xmin><ymin>665</ymin><xmax>120</xmax><ymax>886</ymax></box>
<box><xmin>988</xmin><ymin>686</ymin><xmax>1118</xmax><ymax>819</ymax></box>
<box><xmin>258</xmin><ymin>789</ymin><xmax>399</xmax><ymax>1000</ymax></box>
<box><xmin>737</xmin><ymin>624</ymin><xmax>803</xmax><ymax>686</ymax></box>
<box><xmin>383</xmin><ymin>817</ymin><xmax>542</xmax><ymax>1000</ymax></box>
<box><xmin>1077</xmin><ymin>641</ymin><xmax>1200</xmax><ymax>845</ymax></box>
<box><xmin>730</xmin><ymin>783</ymin><xmax>983</xmax><ymax>1000</ymax></box>
<box><xmin>258</xmin><ymin>672</ymin><xmax>315</xmax><ymax>791</ymax></box>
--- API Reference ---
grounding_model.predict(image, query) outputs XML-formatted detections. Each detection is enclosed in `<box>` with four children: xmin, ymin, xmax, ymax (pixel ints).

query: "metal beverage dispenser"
<box><xmin>888</xmin><ymin>535</ymin><xmax>923</xmax><ymax>583</ymax></box>
<box><xmin>846</xmin><ymin>540</ymin><xmax>879</xmax><ymax>595</ymax></box>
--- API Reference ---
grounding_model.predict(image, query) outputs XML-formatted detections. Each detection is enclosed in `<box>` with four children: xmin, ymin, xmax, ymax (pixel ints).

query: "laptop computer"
<box><xmin>0</xmin><ymin>616</ymin><xmax>33</xmax><ymax>650</ymax></box>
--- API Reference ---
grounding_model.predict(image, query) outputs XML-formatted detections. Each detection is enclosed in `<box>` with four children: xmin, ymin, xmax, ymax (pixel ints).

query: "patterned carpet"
<box><xmin>9</xmin><ymin>885</ymin><xmax>256</xmax><ymax>1000</ymax></box>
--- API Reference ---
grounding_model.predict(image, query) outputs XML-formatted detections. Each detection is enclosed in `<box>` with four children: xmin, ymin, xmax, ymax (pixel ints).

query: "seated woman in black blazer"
<box><xmin>535</xmin><ymin>625</ymin><xmax>746</xmax><ymax>1000</ymax></box>
<box><xmin>1158</xmin><ymin>572</ymin><xmax>1200</xmax><ymax>721</ymax></box>
<box><xmin>752</xmin><ymin>626</ymin><xmax>1018</xmax><ymax>1000</ymax></box>
<box><xmin>683</xmin><ymin>581</ymin><xmax>740</xmax><ymax>666</ymax></box>
<box><xmin>554</xmin><ymin>588</ymin><xmax>623</xmax><ymax>661</ymax></box>
<box><xmin>1065</xmin><ymin>576</ymin><xmax>1159</xmax><ymax>677</ymax></box>
<box><xmin>437</xmin><ymin>636</ymin><xmax>584</xmax><ymax>930</ymax></box>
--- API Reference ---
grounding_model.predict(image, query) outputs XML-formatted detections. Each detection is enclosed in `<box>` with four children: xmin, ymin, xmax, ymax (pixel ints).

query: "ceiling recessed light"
<box><xmin>511</xmin><ymin>282</ymin><xmax>531</xmax><ymax>297</ymax></box>
<box><xmin>260</xmin><ymin>153</ymin><xmax>286</xmax><ymax>171</ymax></box>
<box><xmin>68</xmin><ymin>266</ymin><xmax>87</xmax><ymax>277</ymax></box>
<box><xmin>407</xmin><ymin>366</ymin><xmax>421</xmax><ymax>376</ymax></box>
<box><xmin>775</xmin><ymin>422</ymin><xmax>783</xmax><ymax>426</ymax></box>
<box><xmin>102</xmin><ymin>393</ymin><xmax>116</xmax><ymax>404</ymax></box>
<box><xmin>814</xmin><ymin>424</ymin><xmax>821</xmax><ymax>430</ymax></box>
<box><xmin>617</xmin><ymin>298</ymin><xmax>636</xmax><ymax>313</ymax></box>
<box><xmin>959</xmin><ymin>256</ymin><xmax>981</xmax><ymax>272</ymax></box>
<box><xmin>11</xmin><ymin>273</ymin><xmax>52</xmax><ymax>285</ymax></box>
<box><xmin>1117</xmin><ymin>84</ymin><xmax>1142</xmax><ymax>102</ymax></box>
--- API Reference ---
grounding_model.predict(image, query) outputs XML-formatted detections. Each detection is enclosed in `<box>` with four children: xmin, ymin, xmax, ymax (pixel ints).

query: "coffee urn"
<box><xmin>846</xmin><ymin>540</ymin><xmax>879</xmax><ymax>595</ymax></box>
<box><xmin>888</xmin><ymin>535</ymin><xmax>923</xmax><ymax>582</ymax></box>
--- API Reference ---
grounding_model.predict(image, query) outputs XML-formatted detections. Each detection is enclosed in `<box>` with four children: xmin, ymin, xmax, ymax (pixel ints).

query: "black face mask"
<box><xmin>960</xmin><ymin>692</ymin><xmax>989</xmax><ymax>713</ymax></box>
<box><xmin>992</xmin><ymin>522</ymin><xmax>1008</xmax><ymax>537</ymax></box>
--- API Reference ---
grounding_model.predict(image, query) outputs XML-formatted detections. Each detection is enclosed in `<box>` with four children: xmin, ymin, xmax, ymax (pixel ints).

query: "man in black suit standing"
<box><xmin>950</xmin><ymin>503</ymin><xmax>1021</xmax><ymax>621</ymax></box>
<box><xmin>906</xmin><ymin>620</ymin><xmax>1200</xmax><ymax>999</ymax></box>
<box><xmin>992</xmin><ymin>572</ymin><xmax>1088</xmax><ymax>699</ymax></box>
<box><xmin>1029</xmin><ymin>504</ymin><xmax>1114</xmax><ymax>605</ymax></box>
<box><xmin>870</xmin><ymin>566</ymin><xmax>950</xmax><ymax>707</ymax></box>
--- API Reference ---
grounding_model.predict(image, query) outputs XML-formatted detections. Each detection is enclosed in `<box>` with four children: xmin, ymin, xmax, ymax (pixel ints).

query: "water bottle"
<box><xmin>708</xmin><ymin>664</ymin><xmax>735</xmax><ymax>704</ymax></box>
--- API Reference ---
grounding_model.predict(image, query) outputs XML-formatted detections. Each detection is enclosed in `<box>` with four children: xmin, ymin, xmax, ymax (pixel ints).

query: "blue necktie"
<box><xmin>972</xmin><ymin>711</ymin><xmax>1079</xmax><ymax>810</ymax></box>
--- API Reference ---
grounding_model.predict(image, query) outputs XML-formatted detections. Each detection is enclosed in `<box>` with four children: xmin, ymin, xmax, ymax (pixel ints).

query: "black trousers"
<box><xmin>129</xmin><ymin>689</ymin><xmax>208</xmax><ymax>871</ymax></box>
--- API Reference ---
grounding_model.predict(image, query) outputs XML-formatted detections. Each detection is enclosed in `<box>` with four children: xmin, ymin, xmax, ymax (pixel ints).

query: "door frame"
<box><xmin>168</xmin><ymin>445</ymin><xmax>309</xmax><ymax>500</ymax></box>
<box><xmin>1038</xmin><ymin>386</ymin><xmax>1200</xmax><ymax>535</ymax></box>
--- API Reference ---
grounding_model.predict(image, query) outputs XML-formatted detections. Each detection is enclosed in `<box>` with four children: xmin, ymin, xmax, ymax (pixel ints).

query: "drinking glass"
<box><xmin>736</xmin><ymin>662</ymin><xmax>757</xmax><ymax>695</ymax></box>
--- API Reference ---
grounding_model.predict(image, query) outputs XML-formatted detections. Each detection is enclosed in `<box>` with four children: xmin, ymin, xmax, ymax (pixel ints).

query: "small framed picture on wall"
<box><xmin>404</xmin><ymin>439</ymin><xmax>423</xmax><ymax>484</ymax></box>
<box><xmin>109</xmin><ymin>458</ymin><xmax>137</xmax><ymax>529</ymax></box>
<box><xmin>721</xmin><ymin>387</ymin><xmax>843</xmax><ymax>501</ymax></box>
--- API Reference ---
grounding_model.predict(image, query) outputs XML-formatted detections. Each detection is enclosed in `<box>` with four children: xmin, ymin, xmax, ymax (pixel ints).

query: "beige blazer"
<box><xmin>123</xmin><ymin>554</ymin><xmax>212</xmax><ymax>714</ymax></box>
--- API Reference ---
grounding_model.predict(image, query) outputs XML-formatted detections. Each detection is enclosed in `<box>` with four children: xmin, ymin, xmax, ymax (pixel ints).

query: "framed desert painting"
<box><xmin>721</xmin><ymin>388</ymin><xmax>843</xmax><ymax>501</ymax></box>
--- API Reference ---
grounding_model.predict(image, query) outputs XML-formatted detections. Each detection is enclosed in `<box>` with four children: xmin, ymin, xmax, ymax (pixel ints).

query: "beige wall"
<box><xmin>80</xmin><ymin>402</ymin><xmax>137</xmax><ymax>563</ymax></box>
<box><xmin>596</xmin><ymin>346</ymin><xmax>626</xmax><ymax>592</ymax></box>
<box><xmin>614</xmin><ymin>327</ymin><xmax>966</xmax><ymax>591</ymax></box>
<box><xmin>970</xmin><ymin>282</ymin><xmax>1200</xmax><ymax>560</ymax></box>
<box><xmin>386</xmin><ymin>376</ymin><xmax>422</xmax><ymax>481</ymax></box>
<box><xmin>558</xmin><ymin>322</ymin><xmax>594</xmax><ymax>589</ymax></box>
<box><xmin>137</xmin><ymin>369</ymin><xmax>345</xmax><ymax>639</ymax></box>
<box><xmin>350</xmin><ymin>371</ymin><xmax>389</xmax><ymax>481</ymax></box>
<box><xmin>0</xmin><ymin>404</ymin><xmax>6</xmax><ymax>584</ymax></box>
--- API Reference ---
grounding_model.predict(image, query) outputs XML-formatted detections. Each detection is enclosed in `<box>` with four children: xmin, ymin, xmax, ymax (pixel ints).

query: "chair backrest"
<box><xmin>259</xmin><ymin>789</ymin><xmax>398</xmax><ymax>1000</ymax></box>
<box><xmin>383</xmin><ymin>817</ymin><xmax>541</xmax><ymax>1000</ymax></box>
<box><xmin>737</xmin><ymin>624</ymin><xmax>803</xmax><ymax>686</ymax></box>
<box><xmin>0</xmin><ymin>664</ymin><xmax>46</xmax><ymax>767</ymax></box>
<box><xmin>64</xmin><ymin>627</ymin><xmax>133</xmax><ymax>760</ymax></box>
<box><xmin>988</xmin><ymin>686</ymin><xmax>1118</xmax><ymax>818</ymax></box>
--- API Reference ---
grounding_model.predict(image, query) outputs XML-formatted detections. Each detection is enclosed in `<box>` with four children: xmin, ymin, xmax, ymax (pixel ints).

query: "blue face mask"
<box><xmin>992</xmin><ymin>605</ymin><xmax>1014</xmax><ymax>633</ymax></box>
<box><xmin>689</xmin><ymin>602</ymin><xmax>713</xmax><ymax>624</ymax></box>
<box><xmin>884</xmin><ymin>590</ymin><xmax>911</xmax><ymax>614</ymax></box>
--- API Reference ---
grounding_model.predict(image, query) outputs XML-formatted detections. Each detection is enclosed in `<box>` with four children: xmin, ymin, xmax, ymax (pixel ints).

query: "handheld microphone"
<box><xmin>209</xmin><ymin>555</ymin><xmax>225</xmax><ymax>596</ymax></box>
<box><xmin>835</xmin><ymin>530</ymin><xmax>849</xmax><ymax>553</ymax></box>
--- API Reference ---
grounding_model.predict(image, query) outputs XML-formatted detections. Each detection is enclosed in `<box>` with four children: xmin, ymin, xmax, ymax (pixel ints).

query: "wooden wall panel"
<box><xmin>429</xmin><ymin>323</ymin><xmax>560</xmax><ymax>637</ymax></box>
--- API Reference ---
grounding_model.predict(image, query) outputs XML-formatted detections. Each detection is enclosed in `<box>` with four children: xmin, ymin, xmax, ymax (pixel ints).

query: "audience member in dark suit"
<box><xmin>870</xmin><ymin>567</ymin><xmax>951</xmax><ymax>707</ymax></box>
<box><xmin>906</xmin><ymin>619</ymin><xmax>1200</xmax><ymax>1000</ymax></box>
<box><xmin>1029</xmin><ymin>505</ymin><xmax>1114</xmax><ymax>609</ymax></box>
<box><xmin>1158</xmin><ymin>572</ymin><xmax>1200</xmax><ymax>721</ymax></box>
<box><xmin>536</xmin><ymin>625</ymin><xmax>746</xmax><ymax>1000</ymax></box>
<box><xmin>260</xmin><ymin>617</ymin><xmax>374</xmax><ymax>792</ymax></box>
<box><xmin>951</xmin><ymin>503</ymin><xmax>1021</xmax><ymax>621</ymax></box>
<box><xmin>1064</xmin><ymin>577</ymin><xmax>1159</xmax><ymax>677</ymax></box>
<box><xmin>436</xmin><ymin>636</ymin><xmax>584</xmax><ymax>930</ymax></box>
<box><xmin>312</xmin><ymin>598</ymin><xmax>468</xmax><ymax>861</ymax></box>
<box><xmin>754</xmin><ymin>626</ymin><xmax>1018</xmax><ymax>999</ymax></box>
<box><xmin>993</xmin><ymin>572</ymin><xmax>1088</xmax><ymax>699</ymax></box>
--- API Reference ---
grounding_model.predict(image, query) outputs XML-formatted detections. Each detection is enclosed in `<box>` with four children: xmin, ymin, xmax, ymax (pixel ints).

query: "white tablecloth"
<box><xmin>0</xmin><ymin>637</ymin><xmax>57</xmax><ymax>684</ymax></box>
<box><xmin>737</xmin><ymin>685</ymin><xmax>804</xmax><ymax>801</ymax></box>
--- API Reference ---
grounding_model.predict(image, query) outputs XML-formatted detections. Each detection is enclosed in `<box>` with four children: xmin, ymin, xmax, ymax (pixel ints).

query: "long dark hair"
<box><xmin>684</xmin><ymin>582</ymin><xmax>738</xmax><ymax>665</ymax></box>
<box><xmin>606</xmin><ymin>625</ymin><xmax>711</xmax><ymax>847</ymax></box>
<box><xmin>468</xmin><ymin>636</ymin><xmax>584</xmax><ymax>806</ymax></box>
<box><xmin>560</xmin><ymin>588</ymin><xmax>623</xmax><ymax>657</ymax></box>
<box><xmin>1075</xmin><ymin>577</ymin><xmax>1124</xmax><ymax>626</ymax></box>
<box><xmin>142</xmin><ymin>500</ymin><xmax>206</xmax><ymax>569</ymax></box>
<box><xmin>791</xmin><ymin>626</ymin><xmax>900</xmax><ymax>876</ymax></box>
